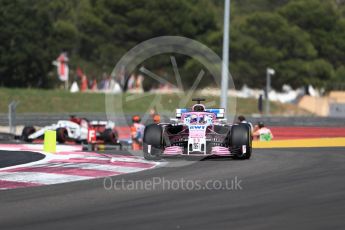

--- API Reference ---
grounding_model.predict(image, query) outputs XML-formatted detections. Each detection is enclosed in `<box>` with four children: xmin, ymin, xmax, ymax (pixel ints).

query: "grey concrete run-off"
<box><xmin>0</xmin><ymin>148</ymin><xmax>345</xmax><ymax>230</ymax></box>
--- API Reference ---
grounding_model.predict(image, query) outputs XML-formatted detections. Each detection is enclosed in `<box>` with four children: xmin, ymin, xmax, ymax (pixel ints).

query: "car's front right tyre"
<box><xmin>143</xmin><ymin>143</ymin><xmax>162</xmax><ymax>160</ymax></box>
<box><xmin>143</xmin><ymin>124</ymin><xmax>163</xmax><ymax>160</ymax></box>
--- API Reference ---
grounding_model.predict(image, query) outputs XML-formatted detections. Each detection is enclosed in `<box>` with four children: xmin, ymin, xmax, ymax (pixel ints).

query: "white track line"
<box><xmin>0</xmin><ymin>172</ymin><xmax>90</xmax><ymax>184</ymax></box>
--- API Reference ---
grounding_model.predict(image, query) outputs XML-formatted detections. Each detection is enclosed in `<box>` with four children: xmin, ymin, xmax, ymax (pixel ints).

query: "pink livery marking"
<box><xmin>211</xmin><ymin>146</ymin><xmax>231</xmax><ymax>155</ymax></box>
<box><xmin>164</xmin><ymin>146</ymin><xmax>183</xmax><ymax>155</ymax></box>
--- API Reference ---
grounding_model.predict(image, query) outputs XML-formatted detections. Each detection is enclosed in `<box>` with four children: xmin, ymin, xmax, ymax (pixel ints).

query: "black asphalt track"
<box><xmin>0</xmin><ymin>147</ymin><xmax>345</xmax><ymax>230</ymax></box>
<box><xmin>0</xmin><ymin>150</ymin><xmax>45</xmax><ymax>168</ymax></box>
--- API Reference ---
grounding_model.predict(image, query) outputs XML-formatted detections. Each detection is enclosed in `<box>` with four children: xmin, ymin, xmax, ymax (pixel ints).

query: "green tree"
<box><xmin>279</xmin><ymin>0</ymin><xmax>345</xmax><ymax>67</ymax></box>
<box><xmin>230</xmin><ymin>12</ymin><xmax>317</xmax><ymax>89</ymax></box>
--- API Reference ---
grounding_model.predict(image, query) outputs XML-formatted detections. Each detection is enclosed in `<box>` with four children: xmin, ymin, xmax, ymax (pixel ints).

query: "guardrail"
<box><xmin>0</xmin><ymin>113</ymin><xmax>345</xmax><ymax>127</ymax></box>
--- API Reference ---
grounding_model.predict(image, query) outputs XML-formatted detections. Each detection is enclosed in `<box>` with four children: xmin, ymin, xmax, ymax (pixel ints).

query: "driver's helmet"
<box><xmin>199</xmin><ymin>115</ymin><xmax>205</xmax><ymax>124</ymax></box>
<box><xmin>191</xmin><ymin>114</ymin><xmax>198</xmax><ymax>124</ymax></box>
<box><xmin>193</xmin><ymin>104</ymin><xmax>205</xmax><ymax>112</ymax></box>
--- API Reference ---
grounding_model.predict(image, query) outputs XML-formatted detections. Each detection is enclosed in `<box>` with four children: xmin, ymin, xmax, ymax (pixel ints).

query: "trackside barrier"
<box><xmin>253</xmin><ymin>137</ymin><xmax>345</xmax><ymax>148</ymax></box>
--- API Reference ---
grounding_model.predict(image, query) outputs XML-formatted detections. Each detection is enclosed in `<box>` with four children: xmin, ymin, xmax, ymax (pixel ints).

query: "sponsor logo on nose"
<box><xmin>190</xmin><ymin>125</ymin><xmax>205</xmax><ymax>130</ymax></box>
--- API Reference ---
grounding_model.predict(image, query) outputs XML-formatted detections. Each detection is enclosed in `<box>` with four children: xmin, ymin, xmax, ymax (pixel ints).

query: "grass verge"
<box><xmin>0</xmin><ymin>88</ymin><xmax>310</xmax><ymax>115</ymax></box>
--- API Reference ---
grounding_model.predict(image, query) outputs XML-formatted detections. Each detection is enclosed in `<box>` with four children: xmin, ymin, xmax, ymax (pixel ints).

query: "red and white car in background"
<box><xmin>21</xmin><ymin>116</ymin><xmax>118</xmax><ymax>144</ymax></box>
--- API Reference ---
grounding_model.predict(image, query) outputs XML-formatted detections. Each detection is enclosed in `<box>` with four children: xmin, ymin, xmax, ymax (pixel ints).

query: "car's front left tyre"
<box><xmin>230</xmin><ymin>124</ymin><xmax>252</xmax><ymax>160</ymax></box>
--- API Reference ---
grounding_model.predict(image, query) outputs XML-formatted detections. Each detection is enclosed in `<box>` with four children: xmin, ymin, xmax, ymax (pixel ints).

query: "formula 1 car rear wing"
<box><xmin>176</xmin><ymin>108</ymin><xmax>225</xmax><ymax>119</ymax></box>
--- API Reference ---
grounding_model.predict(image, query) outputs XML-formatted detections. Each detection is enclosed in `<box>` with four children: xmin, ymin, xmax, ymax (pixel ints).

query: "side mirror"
<box><xmin>184</xmin><ymin>117</ymin><xmax>191</xmax><ymax>125</ymax></box>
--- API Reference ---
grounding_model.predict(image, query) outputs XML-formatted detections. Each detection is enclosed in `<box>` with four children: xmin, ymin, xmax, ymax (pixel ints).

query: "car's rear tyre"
<box><xmin>102</xmin><ymin>129</ymin><xmax>119</xmax><ymax>144</ymax></box>
<box><xmin>21</xmin><ymin>126</ymin><xmax>36</xmax><ymax>142</ymax></box>
<box><xmin>143</xmin><ymin>124</ymin><xmax>163</xmax><ymax>160</ymax></box>
<box><xmin>231</xmin><ymin>124</ymin><xmax>252</xmax><ymax>160</ymax></box>
<box><xmin>57</xmin><ymin>128</ymin><xmax>68</xmax><ymax>143</ymax></box>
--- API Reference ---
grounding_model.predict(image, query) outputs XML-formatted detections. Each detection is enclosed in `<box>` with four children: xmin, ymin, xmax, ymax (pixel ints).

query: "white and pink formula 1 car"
<box><xmin>143</xmin><ymin>98</ymin><xmax>252</xmax><ymax>160</ymax></box>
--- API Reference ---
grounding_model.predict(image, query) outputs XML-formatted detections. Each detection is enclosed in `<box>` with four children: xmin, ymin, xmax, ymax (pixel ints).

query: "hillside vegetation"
<box><xmin>1</xmin><ymin>0</ymin><xmax>344</xmax><ymax>90</ymax></box>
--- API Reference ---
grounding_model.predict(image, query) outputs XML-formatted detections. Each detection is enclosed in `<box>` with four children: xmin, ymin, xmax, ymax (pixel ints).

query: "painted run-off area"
<box><xmin>0</xmin><ymin>144</ymin><xmax>161</xmax><ymax>190</ymax></box>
